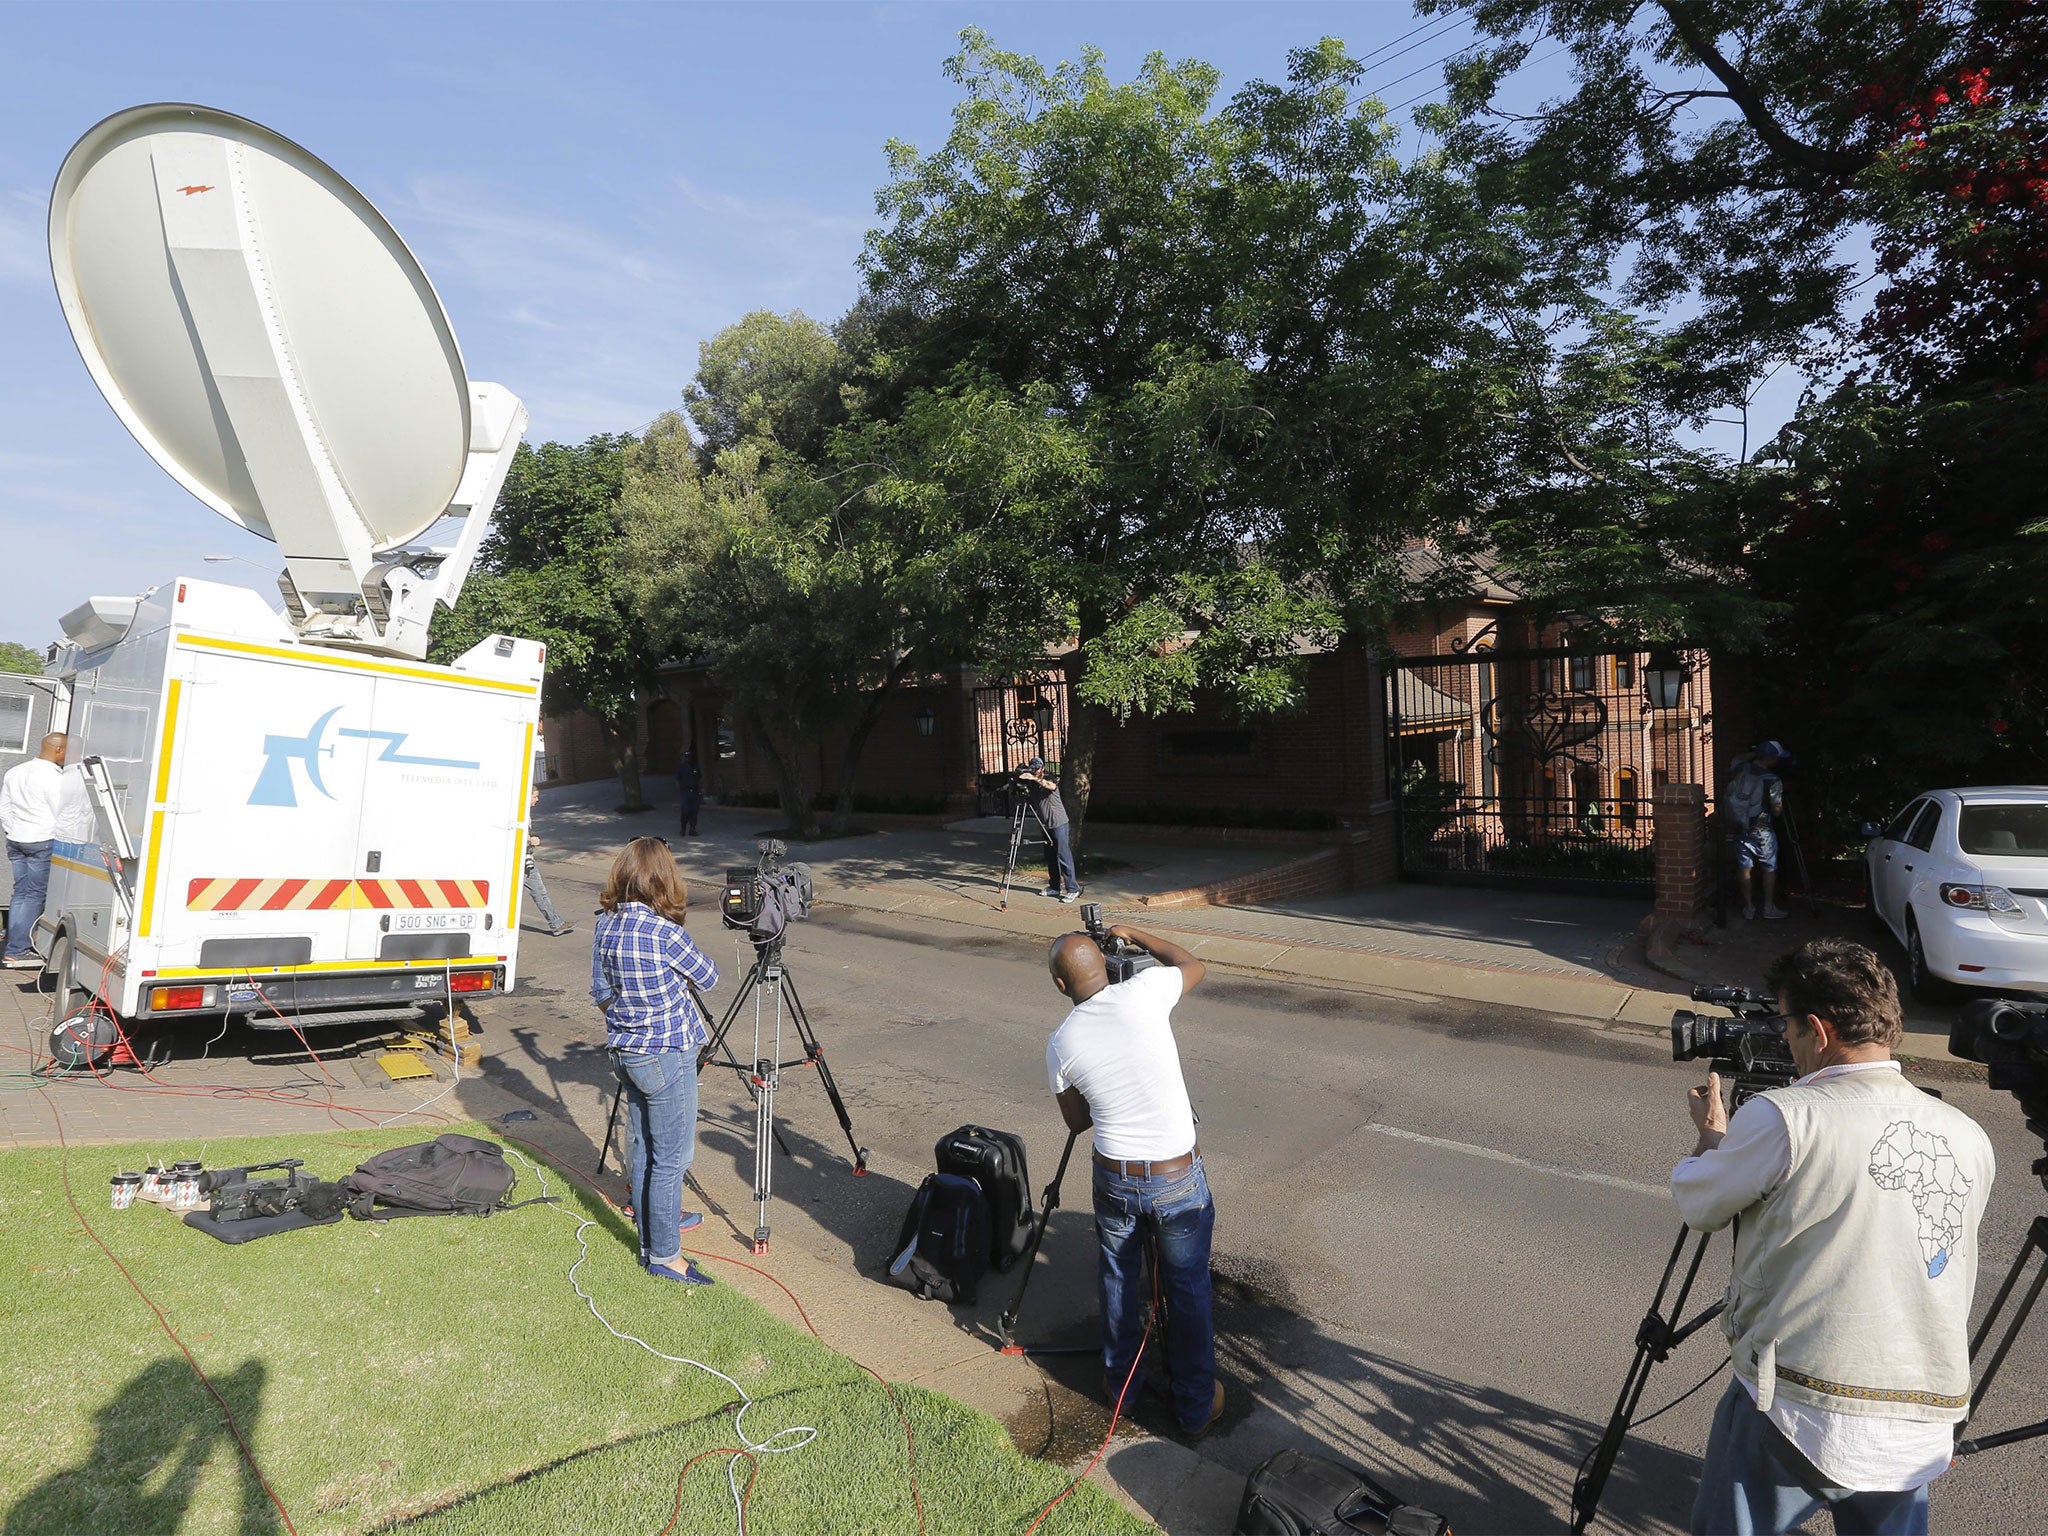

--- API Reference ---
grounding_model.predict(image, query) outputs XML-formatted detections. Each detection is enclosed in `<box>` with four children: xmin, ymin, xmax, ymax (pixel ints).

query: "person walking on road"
<box><xmin>1046</xmin><ymin>922</ymin><xmax>1224</xmax><ymax>1439</ymax></box>
<box><xmin>1</xmin><ymin>733</ymin><xmax>68</xmax><ymax>968</ymax></box>
<box><xmin>676</xmin><ymin>750</ymin><xmax>703</xmax><ymax>838</ymax></box>
<box><xmin>522</xmin><ymin>787</ymin><xmax>574</xmax><ymax>936</ymax></box>
<box><xmin>592</xmin><ymin>837</ymin><xmax>721</xmax><ymax>1286</ymax></box>
<box><xmin>1672</xmin><ymin>938</ymin><xmax>1994</xmax><ymax>1536</ymax></box>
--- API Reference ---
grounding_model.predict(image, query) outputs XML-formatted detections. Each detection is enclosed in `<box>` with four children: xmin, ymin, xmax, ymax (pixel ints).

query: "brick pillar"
<box><xmin>1653</xmin><ymin>783</ymin><xmax>1710</xmax><ymax>918</ymax></box>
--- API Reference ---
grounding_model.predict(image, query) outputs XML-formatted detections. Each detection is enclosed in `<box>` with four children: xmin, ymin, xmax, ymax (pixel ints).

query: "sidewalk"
<box><xmin>534</xmin><ymin>779</ymin><xmax>1701</xmax><ymax>1041</ymax></box>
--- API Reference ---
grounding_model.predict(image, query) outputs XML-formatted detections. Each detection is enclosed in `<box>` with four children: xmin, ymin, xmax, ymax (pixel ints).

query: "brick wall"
<box><xmin>1653</xmin><ymin>782</ymin><xmax>1711</xmax><ymax>918</ymax></box>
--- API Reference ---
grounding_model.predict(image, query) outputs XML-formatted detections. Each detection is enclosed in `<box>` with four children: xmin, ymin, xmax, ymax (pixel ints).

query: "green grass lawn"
<box><xmin>0</xmin><ymin>1124</ymin><xmax>1147</xmax><ymax>1536</ymax></box>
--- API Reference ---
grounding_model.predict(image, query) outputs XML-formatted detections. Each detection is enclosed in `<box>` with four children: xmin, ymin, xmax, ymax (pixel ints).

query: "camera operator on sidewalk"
<box><xmin>1016</xmin><ymin>757</ymin><xmax>1080</xmax><ymax>902</ymax></box>
<box><xmin>1671</xmin><ymin>939</ymin><xmax>1995</xmax><ymax>1536</ymax></box>
<box><xmin>1045</xmin><ymin>923</ymin><xmax>1225</xmax><ymax>1439</ymax></box>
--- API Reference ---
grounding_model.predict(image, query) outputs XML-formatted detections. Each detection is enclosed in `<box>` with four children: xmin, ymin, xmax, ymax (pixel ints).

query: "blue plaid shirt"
<box><xmin>590</xmin><ymin>902</ymin><xmax>718</xmax><ymax>1054</ymax></box>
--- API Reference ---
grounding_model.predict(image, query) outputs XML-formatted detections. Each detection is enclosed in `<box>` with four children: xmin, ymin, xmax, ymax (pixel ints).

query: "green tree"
<box><xmin>0</xmin><ymin>641</ymin><xmax>44</xmax><ymax>675</ymax></box>
<box><xmin>1439</xmin><ymin>0</ymin><xmax>2048</xmax><ymax>827</ymax></box>
<box><xmin>431</xmin><ymin>435</ymin><xmax>661</xmax><ymax>811</ymax></box>
<box><xmin>861</xmin><ymin>32</ymin><xmax>1556</xmax><ymax>846</ymax></box>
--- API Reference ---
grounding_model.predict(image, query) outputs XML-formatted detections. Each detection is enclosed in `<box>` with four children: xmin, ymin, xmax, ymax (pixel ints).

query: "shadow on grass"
<box><xmin>4</xmin><ymin>1357</ymin><xmax>281</xmax><ymax>1536</ymax></box>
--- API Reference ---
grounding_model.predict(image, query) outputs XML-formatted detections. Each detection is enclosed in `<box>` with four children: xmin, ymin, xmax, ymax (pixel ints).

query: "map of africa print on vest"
<box><xmin>1868</xmin><ymin>1121</ymin><xmax>1974</xmax><ymax>1279</ymax></box>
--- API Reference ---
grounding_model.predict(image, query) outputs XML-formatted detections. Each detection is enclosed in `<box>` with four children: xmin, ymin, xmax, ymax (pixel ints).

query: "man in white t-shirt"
<box><xmin>1</xmin><ymin>733</ymin><xmax>68</xmax><ymax>968</ymax></box>
<box><xmin>1046</xmin><ymin>922</ymin><xmax>1223</xmax><ymax>1439</ymax></box>
<box><xmin>1672</xmin><ymin>939</ymin><xmax>1993</xmax><ymax>1536</ymax></box>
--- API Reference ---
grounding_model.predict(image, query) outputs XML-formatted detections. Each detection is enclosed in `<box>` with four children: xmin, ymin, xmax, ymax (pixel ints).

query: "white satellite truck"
<box><xmin>34</xmin><ymin>104</ymin><xmax>545</xmax><ymax>1053</ymax></box>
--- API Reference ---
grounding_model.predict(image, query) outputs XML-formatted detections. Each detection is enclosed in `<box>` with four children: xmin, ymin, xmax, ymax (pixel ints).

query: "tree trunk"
<box><xmin>748</xmin><ymin>707</ymin><xmax>818</xmax><ymax>838</ymax></box>
<box><xmin>827</xmin><ymin>659</ymin><xmax>914</xmax><ymax>834</ymax></box>
<box><xmin>602</xmin><ymin>711</ymin><xmax>646</xmax><ymax>813</ymax></box>
<box><xmin>1063</xmin><ymin>696</ymin><xmax>1107</xmax><ymax>864</ymax></box>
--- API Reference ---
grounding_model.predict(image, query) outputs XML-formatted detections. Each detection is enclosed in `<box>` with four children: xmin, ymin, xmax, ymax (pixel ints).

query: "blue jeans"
<box><xmin>1692</xmin><ymin>1380</ymin><xmax>1930</xmax><ymax>1536</ymax></box>
<box><xmin>1093</xmin><ymin>1155</ymin><xmax>1217</xmax><ymax>1432</ymax></box>
<box><xmin>612</xmin><ymin>1048</ymin><xmax>698</xmax><ymax>1265</ymax></box>
<box><xmin>5</xmin><ymin>838</ymin><xmax>53</xmax><ymax>961</ymax></box>
<box><xmin>1045</xmin><ymin>823</ymin><xmax>1079</xmax><ymax>894</ymax></box>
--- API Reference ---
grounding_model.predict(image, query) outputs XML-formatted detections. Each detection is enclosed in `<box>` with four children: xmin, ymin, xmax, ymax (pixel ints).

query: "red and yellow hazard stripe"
<box><xmin>185</xmin><ymin>877</ymin><xmax>490</xmax><ymax>912</ymax></box>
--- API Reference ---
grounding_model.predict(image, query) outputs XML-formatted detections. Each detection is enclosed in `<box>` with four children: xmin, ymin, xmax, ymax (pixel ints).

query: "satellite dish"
<box><xmin>48</xmin><ymin>104</ymin><xmax>471</xmax><ymax>562</ymax></box>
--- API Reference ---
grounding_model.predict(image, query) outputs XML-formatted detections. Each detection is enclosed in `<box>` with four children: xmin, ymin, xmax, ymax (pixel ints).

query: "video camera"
<box><xmin>1079</xmin><ymin>902</ymin><xmax>1160</xmax><ymax>986</ymax></box>
<box><xmin>197</xmin><ymin>1159</ymin><xmax>319</xmax><ymax>1221</ymax></box>
<box><xmin>1670</xmin><ymin>984</ymin><xmax>1798</xmax><ymax>1102</ymax></box>
<box><xmin>1951</xmin><ymin>997</ymin><xmax>2048</xmax><ymax>1165</ymax></box>
<box><xmin>722</xmin><ymin>837</ymin><xmax>815</xmax><ymax>949</ymax></box>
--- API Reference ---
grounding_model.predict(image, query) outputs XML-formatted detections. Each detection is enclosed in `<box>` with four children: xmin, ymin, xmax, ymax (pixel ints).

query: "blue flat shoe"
<box><xmin>647</xmin><ymin>1259</ymin><xmax>715</xmax><ymax>1286</ymax></box>
<box><xmin>678</xmin><ymin>1210</ymin><xmax>703</xmax><ymax>1232</ymax></box>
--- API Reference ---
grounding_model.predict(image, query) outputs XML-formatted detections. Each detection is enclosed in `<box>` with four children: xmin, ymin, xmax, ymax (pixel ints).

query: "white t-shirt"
<box><xmin>1672</xmin><ymin>1061</ymin><xmax>1955</xmax><ymax>1491</ymax></box>
<box><xmin>1046</xmin><ymin>964</ymin><xmax>1196</xmax><ymax>1161</ymax></box>
<box><xmin>0</xmin><ymin>759</ymin><xmax>66</xmax><ymax>843</ymax></box>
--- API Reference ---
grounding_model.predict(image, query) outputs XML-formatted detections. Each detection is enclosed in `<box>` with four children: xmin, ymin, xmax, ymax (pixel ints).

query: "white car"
<box><xmin>1864</xmin><ymin>786</ymin><xmax>2048</xmax><ymax>999</ymax></box>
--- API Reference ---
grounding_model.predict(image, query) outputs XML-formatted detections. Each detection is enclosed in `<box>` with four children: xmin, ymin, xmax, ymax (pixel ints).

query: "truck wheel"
<box><xmin>45</xmin><ymin>932</ymin><xmax>77</xmax><ymax>1028</ymax></box>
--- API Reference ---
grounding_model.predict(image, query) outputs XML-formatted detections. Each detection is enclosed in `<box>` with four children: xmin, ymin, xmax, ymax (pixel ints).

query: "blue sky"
<box><xmin>0</xmin><ymin>1</ymin><xmax>1778</xmax><ymax>651</ymax></box>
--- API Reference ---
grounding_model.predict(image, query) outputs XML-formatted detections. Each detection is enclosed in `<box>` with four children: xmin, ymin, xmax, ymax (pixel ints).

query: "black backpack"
<box><xmin>343</xmin><ymin>1133</ymin><xmax>551</xmax><ymax>1222</ymax></box>
<box><xmin>1235</xmin><ymin>1450</ymin><xmax>1450</xmax><ymax>1536</ymax></box>
<box><xmin>933</xmin><ymin>1124</ymin><xmax>1034</xmax><ymax>1272</ymax></box>
<box><xmin>885</xmin><ymin>1172</ymin><xmax>990</xmax><ymax>1304</ymax></box>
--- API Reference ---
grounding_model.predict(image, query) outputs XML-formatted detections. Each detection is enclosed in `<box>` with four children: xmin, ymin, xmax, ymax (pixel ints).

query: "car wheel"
<box><xmin>1905</xmin><ymin>917</ymin><xmax>1956</xmax><ymax>1004</ymax></box>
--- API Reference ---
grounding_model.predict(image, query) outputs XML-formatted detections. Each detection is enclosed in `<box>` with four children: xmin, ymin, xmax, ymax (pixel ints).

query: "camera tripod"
<box><xmin>1954</xmin><ymin>1210</ymin><xmax>2048</xmax><ymax>1457</ymax></box>
<box><xmin>594</xmin><ymin>951</ymin><xmax>869</xmax><ymax>1255</ymax></box>
<box><xmin>996</xmin><ymin>794</ymin><xmax>1049</xmax><ymax>912</ymax></box>
<box><xmin>1571</xmin><ymin>1222</ymin><xmax>1729</xmax><ymax>1533</ymax></box>
<box><xmin>697</xmin><ymin>940</ymin><xmax>868</xmax><ymax>1254</ymax></box>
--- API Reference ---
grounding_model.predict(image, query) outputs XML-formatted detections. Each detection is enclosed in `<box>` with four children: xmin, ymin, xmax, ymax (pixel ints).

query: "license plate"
<box><xmin>393</xmin><ymin>912</ymin><xmax>476</xmax><ymax>932</ymax></box>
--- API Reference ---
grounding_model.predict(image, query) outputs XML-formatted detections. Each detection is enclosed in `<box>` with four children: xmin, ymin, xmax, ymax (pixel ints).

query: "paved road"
<box><xmin>484</xmin><ymin>883</ymin><xmax>2048</xmax><ymax>1536</ymax></box>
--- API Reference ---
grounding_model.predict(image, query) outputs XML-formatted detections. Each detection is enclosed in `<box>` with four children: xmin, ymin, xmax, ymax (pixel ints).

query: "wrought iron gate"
<box><xmin>973</xmin><ymin>673</ymin><xmax>1071</xmax><ymax>815</ymax></box>
<box><xmin>1385</xmin><ymin>645</ymin><xmax>1713</xmax><ymax>894</ymax></box>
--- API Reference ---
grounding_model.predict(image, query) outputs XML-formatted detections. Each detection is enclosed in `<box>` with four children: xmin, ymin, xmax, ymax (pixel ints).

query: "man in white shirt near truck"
<box><xmin>1</xmin><ymin>733</ymin><xmax>68</xmax><ymax>968</ymax></box>
<box><xmin>1672</xmin><ymin>938</ymin><xmax>1994</xmax><ymax>1535</ymax></box>
<box><xmin>1046</xmin><ymin>921</ymin><xmax>1225</xmax><ymax>1439</ymax></box>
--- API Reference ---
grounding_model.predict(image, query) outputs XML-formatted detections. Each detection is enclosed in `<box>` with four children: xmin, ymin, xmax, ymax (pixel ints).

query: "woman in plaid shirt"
<box><xmin>592</xmin><ymin>837</ymin><xmax>721</xmax><ymax>1286</ymax></box>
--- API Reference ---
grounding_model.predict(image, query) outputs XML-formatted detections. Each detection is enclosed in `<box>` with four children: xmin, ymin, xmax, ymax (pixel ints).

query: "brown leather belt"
<box><xmin>1093</xmin><ymin>1145</ymin><xmax>1200</xmax><ymax>1178</ymax></box>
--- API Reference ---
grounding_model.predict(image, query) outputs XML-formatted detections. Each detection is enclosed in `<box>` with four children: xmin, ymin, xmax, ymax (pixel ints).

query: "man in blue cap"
<box><xmin>1724</xmin><ymin>741</ymin><xmax>1790</xmax><ymax>919</ymax></box>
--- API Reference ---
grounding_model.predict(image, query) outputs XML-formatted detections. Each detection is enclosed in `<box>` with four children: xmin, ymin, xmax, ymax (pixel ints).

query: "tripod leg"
<box><xmin>595</xmin><ymin>1080</ymin><xmax>624</xmax><ymax>1178</ymax></box>
<box><xmin>1958</xmin><ymin>1215</ymin><xmax>2048</xmax><ymax>1452</ymax></box>
<box><xmin>782</xmin><ymin>968</ymin><xmax>869</xmax><ymax>1174</ymax></box>
<box><xmin>1001</xmin><ymin>1129</ymin><xmax>1080</xmax><ymax>1351</ymax></box>
<box><xmin>1572</xmin><ymin>1226</ymin><xmax>1720</xmax><ymax>1535</ymax></box>
<box><xmin>998</xmin><ymin>805</ymin><xmax>1026</xmax><ymax>910</ymax></box>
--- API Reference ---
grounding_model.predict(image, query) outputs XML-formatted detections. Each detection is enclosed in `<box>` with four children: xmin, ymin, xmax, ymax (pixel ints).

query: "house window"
<box><xmin>1569</xmin><ymin>654</ymin><xmax>1596</xmax><ymax>692</ymax></box>
<box><xmin>1476</xmin><ymin>646</ymin><xmax>1496</xmax><ymax>800</ymax></box>
<box><xmin>1617</xmin><ymin>767</ymin><xmax>1639</xmax><ymax>829</ymax></box>
<box><xmin>0</xmin><ymin>694</ymin><xmax>28</xmax><ymax>755</ymax></box>
<box><xmin>1615</xmin><ymin>654</ymin><xmax>1636</xmax><ymax>691</ymax></box>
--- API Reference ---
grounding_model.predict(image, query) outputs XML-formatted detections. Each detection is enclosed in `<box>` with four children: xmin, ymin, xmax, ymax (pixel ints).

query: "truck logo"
<box><xmin>250</xmin><ymin>709</ymin><xmax>481</xmax><ymax>807</ymax></box>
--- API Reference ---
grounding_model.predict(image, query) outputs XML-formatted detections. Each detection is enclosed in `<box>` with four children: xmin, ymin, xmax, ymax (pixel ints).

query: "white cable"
<box><xmin>504</xmin><ymin>1146</ymin><xmax>818</xmax><ymax>1535</ymax></box>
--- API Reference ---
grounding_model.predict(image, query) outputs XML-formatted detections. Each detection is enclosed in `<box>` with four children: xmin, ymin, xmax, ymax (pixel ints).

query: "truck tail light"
<box><xmin>449</xmin><ymin>970</ymin><xmax>494</xmax><ymax>993</ymax></box>
<box><xmin>150</xmin><ymin>985</ymin><xmax>209</xmax><ymax>1011</ymax></box>
<box><xmin>1941</xmin><ymin>883</ymin><xmax>2024</xmax><ymax>914</ymax></box>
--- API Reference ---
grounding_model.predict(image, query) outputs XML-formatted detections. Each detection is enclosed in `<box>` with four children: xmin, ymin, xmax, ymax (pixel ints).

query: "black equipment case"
<box><xmin>1235</xmin><ymin>1449</ymin><xmax>1450</xmax><ymax>1536</ymax></box>
<box><xmin>934</xmin><ymin>1123</ymin><xmax>1035</xmax><ymax>1271</ymax></box>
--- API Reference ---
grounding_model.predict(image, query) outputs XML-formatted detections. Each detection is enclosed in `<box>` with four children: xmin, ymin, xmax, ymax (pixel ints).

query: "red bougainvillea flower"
<box><xmin>1991</xmin><ymin>720</ymin><xmax>2011</xmax><ymax>734</ymax></box>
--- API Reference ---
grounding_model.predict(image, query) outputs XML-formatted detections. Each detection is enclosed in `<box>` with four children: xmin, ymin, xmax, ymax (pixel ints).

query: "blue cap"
<box><xmin>1027</xmin><ymin>757</ymin><xmax>1044</xmax><ymax>770</ymax></box>
<box><xmin>1755</xmin><ymin>740</ymin><xmax>1789</xmax><ymax>761</ymax></box>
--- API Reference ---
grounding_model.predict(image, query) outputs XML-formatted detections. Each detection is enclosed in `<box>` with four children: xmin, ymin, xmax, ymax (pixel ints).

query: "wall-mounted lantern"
<box><xmin>915</xmin><ymin>704</ymin><xmax>937</xmax><ymax>738</ymax></box>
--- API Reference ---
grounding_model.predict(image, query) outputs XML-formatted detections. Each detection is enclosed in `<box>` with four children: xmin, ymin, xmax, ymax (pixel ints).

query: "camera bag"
<box><xmin>1235</xmin><ymin>1450</ymin><xmax>1449</xmax><ymax>1536</ymax></box>
<box><xmin>342</xmin><ymin>1133</ymin><xmax>552</xmax><ymax>1222</ymax></box>
<box><xmin>885</xmin><ymin>1172</ymin><xmax>991</xmax><ymax>1304</ymax></box>
<box><xmin>934</xmin><ymin>1124</ymin><xmax>1035</xmax><ymax>1272</ymax></box>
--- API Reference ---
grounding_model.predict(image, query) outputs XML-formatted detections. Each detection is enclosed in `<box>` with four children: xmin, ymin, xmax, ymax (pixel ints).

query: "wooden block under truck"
<box><xmin>35</xmin><ymin>103</ymin><xmax>547</xmax><ymax>1053</ymax></box>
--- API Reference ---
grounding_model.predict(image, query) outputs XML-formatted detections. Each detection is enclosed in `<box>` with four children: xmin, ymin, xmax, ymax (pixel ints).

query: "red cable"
<box><xmin>655</xmin><ymin>1447</ymin><xmax>758</xmax><ymax>1536</ymax></box>
<box><xmin>1020</xmin><ymin>1270</ymin><xmax>1160</xmax><ymax>1536</ymax></box>
<box><xmin>32</xmin><ymin>1080</ymin><xmax>299</xmax><ymax>1534</ymax></box>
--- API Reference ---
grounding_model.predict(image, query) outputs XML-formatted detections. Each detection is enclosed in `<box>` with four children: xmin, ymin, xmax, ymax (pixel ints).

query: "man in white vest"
<box><xmin>1673</xmin><ymin>938</ymin><xmax>1994</xmax><ymax>1536</ymax></box>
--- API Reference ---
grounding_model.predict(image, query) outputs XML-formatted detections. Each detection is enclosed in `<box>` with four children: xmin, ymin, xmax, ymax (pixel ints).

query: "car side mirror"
<box><xmin>1859</xmin><ymin>822</ymin><xmax>1882</xmax><ymax>839</ymax></box>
